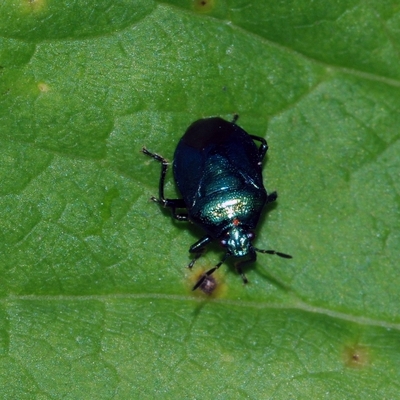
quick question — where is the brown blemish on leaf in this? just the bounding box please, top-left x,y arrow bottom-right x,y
342,344 -> 370,368
191,268 -> 226,298
199,274 -> 217,295
193,0 -> 215,13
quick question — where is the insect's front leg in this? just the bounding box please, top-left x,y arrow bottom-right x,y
234,251 -> 257,284
188,235 -> 213,268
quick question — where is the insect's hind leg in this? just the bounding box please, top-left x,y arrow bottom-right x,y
142,147 -> 188,221
250,134 -> 268,161
267,191 -> 277,203
230,115 -> 268,161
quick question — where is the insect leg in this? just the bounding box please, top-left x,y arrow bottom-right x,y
142,147 -> 188,221
234,251 -> 257,284
236,264 -> 248,284
249,134 -> 268,161
267,191 -> 277,203
188,235 -> 212,268
231,114 -> 267,161
192,253 -> 230,291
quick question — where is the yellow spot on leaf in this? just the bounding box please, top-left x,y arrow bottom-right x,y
221,353 -> 234,363
37,82 -> 50,92
22,0 -> 46,13
342,344 -> 370,368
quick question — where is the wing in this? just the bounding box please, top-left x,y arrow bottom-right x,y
173,118 -> 265,208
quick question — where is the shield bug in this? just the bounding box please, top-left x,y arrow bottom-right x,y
142,115 -> 291,290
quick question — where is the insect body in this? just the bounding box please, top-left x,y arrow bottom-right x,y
142,116 -> 291,290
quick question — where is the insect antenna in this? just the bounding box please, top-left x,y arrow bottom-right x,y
254,248 -> 292,259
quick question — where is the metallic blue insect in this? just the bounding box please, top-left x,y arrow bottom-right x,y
142,115 -> 291,290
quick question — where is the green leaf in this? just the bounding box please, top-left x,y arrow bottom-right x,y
1,0 -> 399,398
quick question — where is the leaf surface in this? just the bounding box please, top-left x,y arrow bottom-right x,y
1,1 -> 399,398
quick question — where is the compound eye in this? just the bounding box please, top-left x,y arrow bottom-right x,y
220,232 -> 230,247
